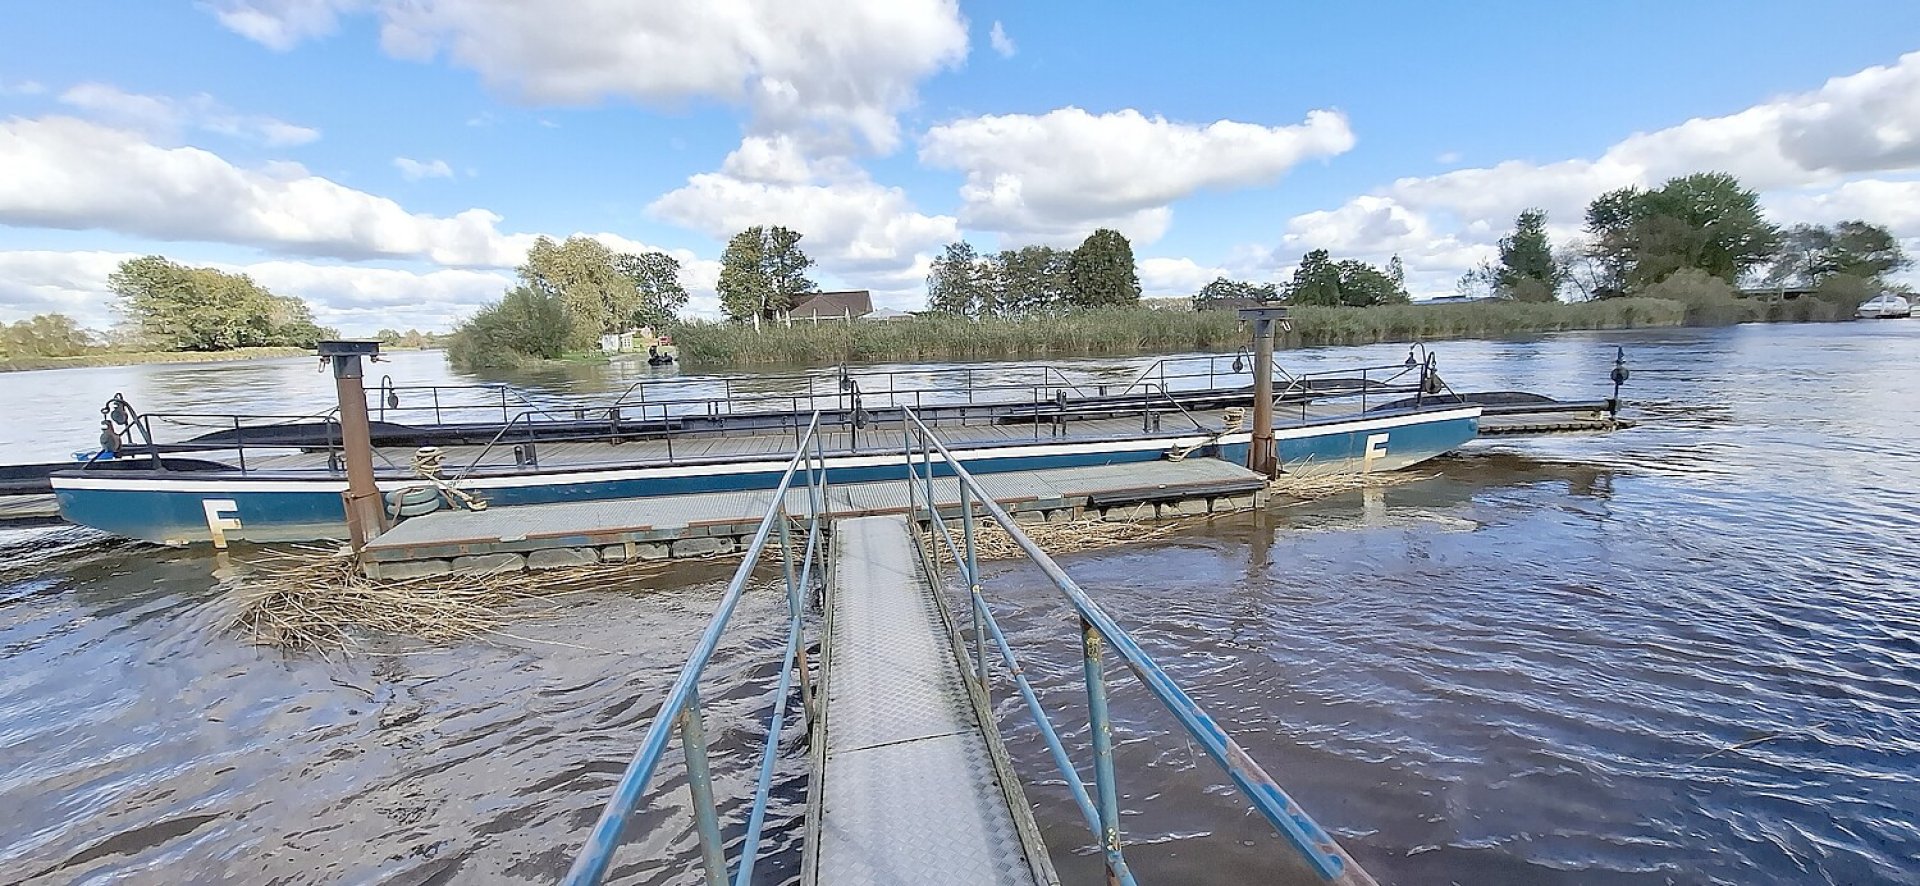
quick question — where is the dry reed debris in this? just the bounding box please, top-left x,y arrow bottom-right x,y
225,543 -> 704,652
1266,469 -> 1439,501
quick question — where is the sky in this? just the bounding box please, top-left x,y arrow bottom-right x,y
3,1 -> 1920,335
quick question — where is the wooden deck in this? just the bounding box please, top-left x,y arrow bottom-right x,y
240,412 -> 1262,475
358,459 -> 1268,578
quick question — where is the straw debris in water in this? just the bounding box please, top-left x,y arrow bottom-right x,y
1266,469 -> 1438,501
925,513 -> 1202,566
226,543 -> 695,652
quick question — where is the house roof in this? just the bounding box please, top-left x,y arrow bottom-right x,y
788,290 -> 873,319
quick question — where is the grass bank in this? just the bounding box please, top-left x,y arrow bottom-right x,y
0,346 -> 311,372
669,299 -> 1692,367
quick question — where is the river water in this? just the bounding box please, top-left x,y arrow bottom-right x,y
1,323 -> 1916,884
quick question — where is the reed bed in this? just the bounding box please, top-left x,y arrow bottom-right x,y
226,543 -> 719,652
667,299 -> 1690,367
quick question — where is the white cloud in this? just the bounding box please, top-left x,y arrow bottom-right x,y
719,134 -> 817,185
393,156 -> 454,181
0,115 -> 527,266
989,21 -> 1015,58
651,139 -> 958,282
0,250 -> 128,327
1,80 -> 47,96
57,83 -> 321,147
203,0 -> 365,51
920,107 -> 1355,245
1138,257 -> 1228,297
1767,178 -> 1920,233
1276,50 -> 1920,296
207,0 -> 969,154
650,170 -> 955,278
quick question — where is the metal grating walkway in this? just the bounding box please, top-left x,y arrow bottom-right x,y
806,515 -> 1052,886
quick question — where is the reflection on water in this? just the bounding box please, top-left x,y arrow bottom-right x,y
3,322 -> 1919,884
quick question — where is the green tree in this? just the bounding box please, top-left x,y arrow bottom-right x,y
1495,209 -> 1563,302
521,236 -> 642,347
1827,221 -> 1909,280
0,313 -> 95,358
718,226 -> 816,322
1455,261 -> 1498,300
445,285 -> 572,369
1584,172 -> 1782,293
1066,228 -> 1141,308
108,256 -> 336,351
1767,221 -> 1908,287
1284,249 -> 1343,306
1193,277 -> 1278,308
614,250 -> 689,328
1332,259 -> 1411,306
927,241 -> 991,316
1284,251 -> 1409,307
993,245 -> 1074,315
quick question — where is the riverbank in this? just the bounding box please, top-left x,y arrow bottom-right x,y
0,346 -> 311,372
667,299 -> 1692,366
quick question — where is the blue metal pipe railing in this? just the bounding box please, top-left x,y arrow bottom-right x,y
564,411 -> 828,886
901,406 -> 1373,884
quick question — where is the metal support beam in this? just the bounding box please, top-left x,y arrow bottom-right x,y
320,340 -> 388,551
1236,306 -> 1290,477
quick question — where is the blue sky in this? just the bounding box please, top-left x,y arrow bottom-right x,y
3,1 -> 1919,333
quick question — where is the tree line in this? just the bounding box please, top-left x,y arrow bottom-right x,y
1191,171 -> 1908,314
924,228 -> 1143,318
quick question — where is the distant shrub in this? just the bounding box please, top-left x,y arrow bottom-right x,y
446,286 -> 572,370
1637,270 -> 1762,326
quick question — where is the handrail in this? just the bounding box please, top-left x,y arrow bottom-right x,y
901,406 -> 1376,885
565,411 -> 829,885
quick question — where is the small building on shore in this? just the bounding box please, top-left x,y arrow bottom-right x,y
598,326 -> 662,353
785,290 -> 873,322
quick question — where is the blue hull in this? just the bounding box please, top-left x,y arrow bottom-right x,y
53,409 -> 1479,544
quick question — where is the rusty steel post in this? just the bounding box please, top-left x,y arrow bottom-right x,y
1237,306 -> 1289,477
321,341 -> 388,551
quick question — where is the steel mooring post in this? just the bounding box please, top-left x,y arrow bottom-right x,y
1235,306 -> 1290,477
319,340 -> 389,551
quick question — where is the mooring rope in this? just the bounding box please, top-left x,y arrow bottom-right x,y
388,446 -> 489,516
1165,406 -> 1245,462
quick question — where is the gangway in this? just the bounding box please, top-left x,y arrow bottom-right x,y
563,409 -> 1378,885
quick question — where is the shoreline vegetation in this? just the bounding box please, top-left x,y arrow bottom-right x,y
669,299 -> 1695,366
4,171 -> 1904,374
0,346 -> 313,373
437,170 -> 1903,371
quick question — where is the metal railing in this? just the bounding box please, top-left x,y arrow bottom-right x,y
85,399 -> 346,475
565,411 -> 829,886
900,406 -> 1375,885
